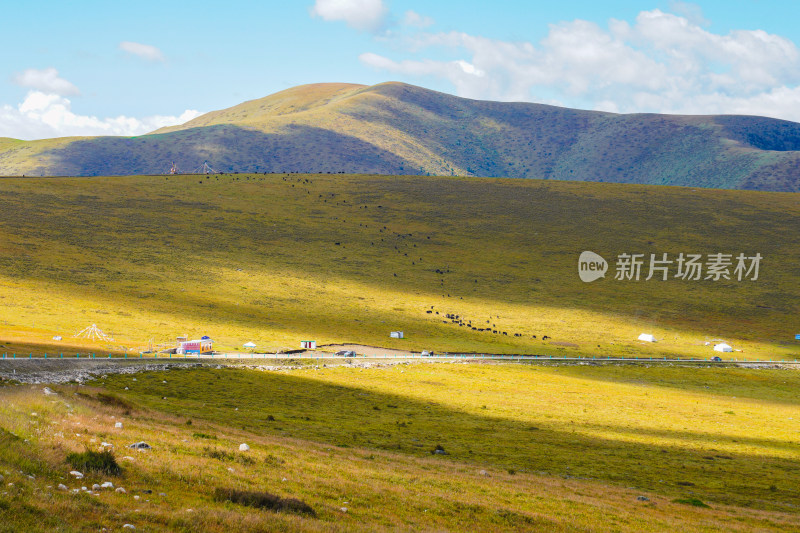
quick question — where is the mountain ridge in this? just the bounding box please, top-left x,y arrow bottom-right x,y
2,81 -> 800,191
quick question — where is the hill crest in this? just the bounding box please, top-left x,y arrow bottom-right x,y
2,82 -> 800,191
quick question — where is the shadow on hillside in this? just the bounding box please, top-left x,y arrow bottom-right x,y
103,367 -> 800,512
43,124 -> 416,176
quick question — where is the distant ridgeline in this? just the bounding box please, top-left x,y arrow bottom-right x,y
1,82 -> 800,191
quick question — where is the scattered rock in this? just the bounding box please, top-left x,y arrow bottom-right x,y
122,456 -> 134,461
637,496 -> 650,501
115,487 -> 126,493
92,484 -> 100,491
340,507 -> 348,513
128,442 -> 151,450
57,484 -> 68,491
133,495 -> 140,500
101,442 -> 113,448
101,482 -> 114,489
69,471 -> 83,479
239,443 -> 250,452
114,422 -> 123,429
43,387 -> 55,395
122,525 -> 135,530
478,470 -> 489,476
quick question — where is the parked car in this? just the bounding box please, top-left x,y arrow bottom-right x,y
335,350 -> 356,357
711,356 -> 722,362
421,350 -> 434,357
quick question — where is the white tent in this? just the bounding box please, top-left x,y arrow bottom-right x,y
714,343 -> 732,352
243,342 -> 256,349
637,333 -> 656,342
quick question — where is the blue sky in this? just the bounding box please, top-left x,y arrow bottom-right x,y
3,1 -> 800,139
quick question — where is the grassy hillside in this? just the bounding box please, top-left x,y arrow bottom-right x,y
0,173 -> 796,359
0,362 -> 798,531
2,82 -> 800,190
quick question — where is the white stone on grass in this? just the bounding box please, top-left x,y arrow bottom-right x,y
239,443 -> 250,452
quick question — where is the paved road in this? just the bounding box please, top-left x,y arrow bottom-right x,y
1,351 -> 796,365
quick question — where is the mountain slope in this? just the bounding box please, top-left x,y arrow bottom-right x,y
2,82 -> 800,191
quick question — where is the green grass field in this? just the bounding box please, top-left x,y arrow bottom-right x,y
0,173 -> 796,359
0,362 -> 798,531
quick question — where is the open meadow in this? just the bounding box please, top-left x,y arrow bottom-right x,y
0,173 -> 797,530
0,173 -> 796,359
0,361 -> 798,531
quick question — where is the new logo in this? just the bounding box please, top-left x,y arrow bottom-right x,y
578,251 -> 608,283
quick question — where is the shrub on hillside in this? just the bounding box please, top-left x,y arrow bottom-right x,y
213,488 -> 315,516
66,449 -> 121,476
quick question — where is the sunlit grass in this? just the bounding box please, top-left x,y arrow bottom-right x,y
0,173 -> 796,360
0,362 -> 798,531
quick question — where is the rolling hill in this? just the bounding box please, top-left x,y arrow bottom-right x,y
0,173 -> 796,359
2,82 -> 800,191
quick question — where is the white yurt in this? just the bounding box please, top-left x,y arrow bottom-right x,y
243,342 -> 257,349
637,333 -> 656,342
713,343 -> 732,352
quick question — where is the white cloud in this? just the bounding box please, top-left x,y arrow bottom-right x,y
403,10 -> 433,28
359,8 -> 800,121
311,0 -> 388,32
12,68 -> 80,96
0,91 -> 201,140
360,53 -> 492,99
119,41 -> 165,62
